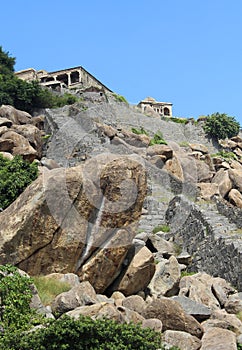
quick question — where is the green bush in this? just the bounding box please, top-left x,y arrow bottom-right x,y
112,93 -> 128,104
131,127 -> 149,136
149,131 -> 167,146
52,92 -> 78,108
2,315 -> 166,350
0,154 -> 38,209
0,265 -> 37,333
204,112 -> 240,140
211,150 -> 238,161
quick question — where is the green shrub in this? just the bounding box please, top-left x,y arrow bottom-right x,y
204,112 -> 240,140
2,315 -> 166,350
211,150 -> 238,161
149,131 -> 167,146
52,92 -> 78,108
0,155 -> 38,210
131,127 -> 149,136
0,264 -> 37,333
153,224 -> 170,234
112,93 -> 128,104
33,276 -> 71,306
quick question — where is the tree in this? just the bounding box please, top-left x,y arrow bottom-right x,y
0,46 -> 15,75
0,46 -> 78,113
204,112 -> 240,140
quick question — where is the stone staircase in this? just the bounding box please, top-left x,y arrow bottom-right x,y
138,182 -> 173,234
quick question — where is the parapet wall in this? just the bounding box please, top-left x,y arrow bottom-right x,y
166,195 -> 242,291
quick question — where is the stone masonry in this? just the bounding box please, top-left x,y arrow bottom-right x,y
15,66 -> 112,93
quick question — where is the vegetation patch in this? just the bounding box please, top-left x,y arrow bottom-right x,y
0,46 -> 79,113
0,264 -> 41,334
112,93 -> 128,104
179,141 -> 190,147
131,127 -> 149,135
181,270 -> 196,278
211,150 -> 238,161
149,131 -> 167,146
0,154 -> 38,210
153,224 -> 170,234
32,276 -> 71,306
203,112 -> 240,140
1,315 -> 175,350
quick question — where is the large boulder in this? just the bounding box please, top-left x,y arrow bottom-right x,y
1,130 -> 37,161
164,154 -> 184,181
0,105 -> 32,125
0,155 -> 147,292
229,168 -> 242,192
211,169 -> 233,198
147,144 -> 173,159
179,273 -> 228,310
114,246 -> 155,296
51,281 -> 97,316
163,330 -> 202,350
11,124 -> 43,158
142,298 -> 204,338
148,256 -> 180,297
200,327 -> 237,350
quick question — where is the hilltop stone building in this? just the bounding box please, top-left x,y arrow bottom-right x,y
15,66 -> 112,93
138,97 -> 172,117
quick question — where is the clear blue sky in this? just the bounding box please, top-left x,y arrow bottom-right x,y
1,0 -> 242,124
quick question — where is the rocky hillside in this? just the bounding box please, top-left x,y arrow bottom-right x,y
0,91 -> 242,349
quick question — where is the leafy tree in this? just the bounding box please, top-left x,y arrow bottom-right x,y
0,46 -> 15,75
204,112 -> 240,140
0,46 -> 78,113
0,154 -> 38,210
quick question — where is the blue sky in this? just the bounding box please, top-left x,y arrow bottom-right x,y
1,0 -> 242,124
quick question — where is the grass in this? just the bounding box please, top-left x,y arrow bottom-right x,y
152,224 -> 170,234
211,150 -> 238,161
131,127 -> 149,136
33,276 -> 72,306
237,311 -> 242,322
181,270 -> 196,278
179,141 -> 190,148
162,116 -> 188,124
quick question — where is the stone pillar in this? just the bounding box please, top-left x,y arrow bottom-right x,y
67,73 -> 71,87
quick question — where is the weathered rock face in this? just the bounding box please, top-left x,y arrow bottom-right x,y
0,156 -> 147,294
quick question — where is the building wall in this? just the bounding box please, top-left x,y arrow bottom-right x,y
15,66 -> 112,93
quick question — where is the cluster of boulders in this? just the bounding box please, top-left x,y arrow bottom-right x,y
0,103 -> 241,349
97,122 -> 242,208
0,105 -> 44,162
31,269 -> 242,350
